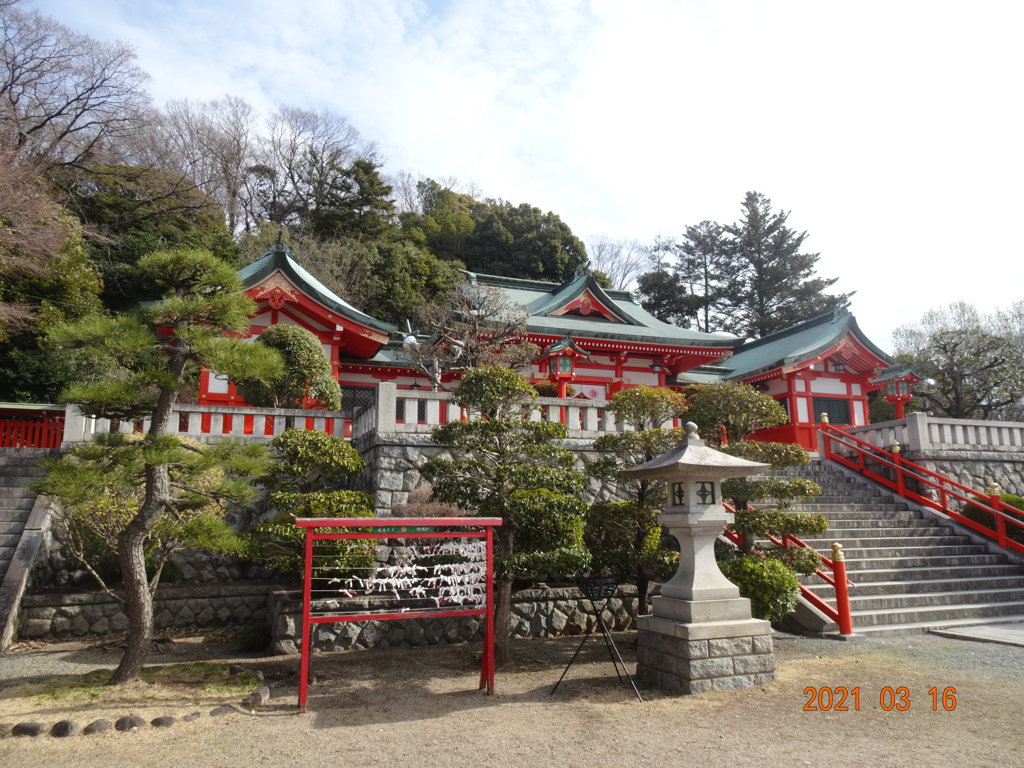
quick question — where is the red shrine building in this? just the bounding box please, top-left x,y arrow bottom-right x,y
200,240 -> 915,450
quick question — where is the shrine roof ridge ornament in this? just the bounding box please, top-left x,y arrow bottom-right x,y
621,422 -> 771,481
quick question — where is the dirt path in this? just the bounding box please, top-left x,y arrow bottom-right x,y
1,632 -> 1021,768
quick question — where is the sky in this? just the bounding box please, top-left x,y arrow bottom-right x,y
26,0 -> 1024,352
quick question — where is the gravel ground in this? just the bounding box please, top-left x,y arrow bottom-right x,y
1,630 -> 1022,768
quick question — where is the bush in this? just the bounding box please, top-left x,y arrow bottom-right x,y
962,492 -> 1024,545
718,555 -> 801,622
765,545 -> 822,576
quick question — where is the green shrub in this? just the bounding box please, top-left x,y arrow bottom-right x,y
962,493 -> 1024,545
718,555 -> 801,622
765,545 -> 822,576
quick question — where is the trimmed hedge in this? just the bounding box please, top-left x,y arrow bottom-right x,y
962,492 -> 1024,545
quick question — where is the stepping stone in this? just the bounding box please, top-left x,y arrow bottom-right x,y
12,722 -> 46,737
209,705 -> 235,717
83,719 -> 112,735
115,715 -> 146,732
50,720 -> 79,738
183,712 -> 202,723
150,716 -> 176,728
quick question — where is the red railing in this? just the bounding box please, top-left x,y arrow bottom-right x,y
722,504 -> 855,635
820,422 -> 1024,556
0,417 -> 64,449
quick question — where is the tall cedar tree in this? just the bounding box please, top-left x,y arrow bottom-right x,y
34,248 -> 283,683
421,366 -> 590,666
639,192 -> 850,338
726,192 -> 851,337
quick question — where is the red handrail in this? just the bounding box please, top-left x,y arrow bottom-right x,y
820,423 -> 1024,556
722,503 -> 855,635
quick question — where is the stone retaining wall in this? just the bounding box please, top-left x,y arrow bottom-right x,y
18,583 -> 273,639
18,582 -> 647,650
354,431 -> 624,515
269,585 -> 643,654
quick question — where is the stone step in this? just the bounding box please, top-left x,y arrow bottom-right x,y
0,474 -> 46,486
0,545 -> 15,576
0,520 -> 28,535
794,509 -> 924,521
824,519 -> 942,530
797,502 -> 911,512
816,587 -> 1024,612
0,486 -> 35,499
0,506 -> 31,522
0,532 -> 22,548
840,600 -> 1024,628
804,564 -> 1024,584
802,535 -> 974,550
835,544 -> 989,559
799,495 -> 903,505
845,553 -> 1010,570
805,575 -> 1024,597
851,618 -> 1024,637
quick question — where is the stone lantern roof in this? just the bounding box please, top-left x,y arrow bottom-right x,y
621,423 -> 770,481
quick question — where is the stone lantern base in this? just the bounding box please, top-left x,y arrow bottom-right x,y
636,612 -> 776,694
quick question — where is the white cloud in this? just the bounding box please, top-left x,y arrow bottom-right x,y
26,0 -> 1024,350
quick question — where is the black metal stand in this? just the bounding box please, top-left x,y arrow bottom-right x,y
551,578 -> 643,702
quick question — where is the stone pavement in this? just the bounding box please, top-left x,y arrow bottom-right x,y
931,621 -> 1024,647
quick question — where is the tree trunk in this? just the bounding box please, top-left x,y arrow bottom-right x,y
109,351 -> 185,684
109,464 -> 170,684
636,575 -> 650,617
493,577 -> 513,667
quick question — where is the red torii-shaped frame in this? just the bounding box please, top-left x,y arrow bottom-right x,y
295,517 -> 503,712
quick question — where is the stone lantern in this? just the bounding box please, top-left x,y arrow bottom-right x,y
621,422 -> 777,694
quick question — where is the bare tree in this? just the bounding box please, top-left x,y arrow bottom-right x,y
0,147 -> 67,334
402,283 -> 538,390
249,106 -> 368,229
585,234 -> 653,289
0,2 -> 151,167
158,95 -> 260,232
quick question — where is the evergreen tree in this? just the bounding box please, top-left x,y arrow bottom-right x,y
585,386 -> 687,609
639,192 -> 850,338
461,200 -> 587,282
726,192 -> 851,337
33,248 -> 283,684
421,366 -> 590,666
244,325 -> 342,410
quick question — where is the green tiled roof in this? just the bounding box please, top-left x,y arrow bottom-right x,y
239,241 -> 395,335
467,271 -> 736,349
718,311 -> 896,380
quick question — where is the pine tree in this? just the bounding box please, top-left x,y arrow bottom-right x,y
725,192 -> 851,338
34,248 -> 283,684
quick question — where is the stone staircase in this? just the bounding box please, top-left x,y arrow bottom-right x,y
0,450 -> 48,584
781,461 -> 1024,636
0,448 -> 52,650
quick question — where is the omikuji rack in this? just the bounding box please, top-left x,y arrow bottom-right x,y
296,517 -> 503,712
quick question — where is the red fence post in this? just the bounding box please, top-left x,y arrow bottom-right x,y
892,440 -> 905,496
990,483 -> 1008,547
831,543 -> 854,636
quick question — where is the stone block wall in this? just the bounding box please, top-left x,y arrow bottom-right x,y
19,583 -> 272,640
270,585 -> 643,655
355,431 -> 625,515
636,631 -> 776,694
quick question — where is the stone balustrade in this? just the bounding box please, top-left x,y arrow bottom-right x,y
61,403 -> 352,447
836,412 -> 1024,457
